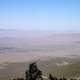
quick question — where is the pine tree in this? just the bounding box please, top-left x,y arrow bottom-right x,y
25,62 -> 43,80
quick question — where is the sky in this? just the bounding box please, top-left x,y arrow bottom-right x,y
0,0 -> 80,32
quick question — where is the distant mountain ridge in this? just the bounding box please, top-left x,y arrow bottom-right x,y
0,29 -> 16,31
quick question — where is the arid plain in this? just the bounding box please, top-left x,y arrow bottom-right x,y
0,30 -> 80,80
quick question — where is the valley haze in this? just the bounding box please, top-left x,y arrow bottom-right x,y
0,30 -> 80,63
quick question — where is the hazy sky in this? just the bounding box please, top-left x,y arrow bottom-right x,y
0,0 -> 80,32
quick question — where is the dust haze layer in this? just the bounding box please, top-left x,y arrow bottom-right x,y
0,30 -> 80,63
